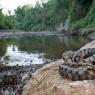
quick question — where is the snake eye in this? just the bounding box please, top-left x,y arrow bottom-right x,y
62,55 -> 69,61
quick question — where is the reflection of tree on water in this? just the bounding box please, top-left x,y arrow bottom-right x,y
17,36 -> 89,59
0,37 -> 20,57
0,39 -> 7,57
0,36 -> 89,63
12,45 -> 15,51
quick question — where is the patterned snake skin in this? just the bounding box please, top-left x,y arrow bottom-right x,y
59,48 -> 95,80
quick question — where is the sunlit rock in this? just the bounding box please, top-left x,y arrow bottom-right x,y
22,40 -> 95,95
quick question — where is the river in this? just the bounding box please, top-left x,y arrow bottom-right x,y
0,35 -> 90,66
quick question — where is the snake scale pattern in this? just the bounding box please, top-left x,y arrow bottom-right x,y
59,48 -> 95,80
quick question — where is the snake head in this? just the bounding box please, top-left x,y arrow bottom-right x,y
62,53 -> 69,61
62,51 -> 75,62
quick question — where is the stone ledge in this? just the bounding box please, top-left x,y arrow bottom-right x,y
22,40 -> 95,95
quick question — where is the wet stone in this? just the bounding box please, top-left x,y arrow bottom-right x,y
0,64 -> 44,95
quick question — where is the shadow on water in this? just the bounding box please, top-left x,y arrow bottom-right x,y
0,36 -> 90,66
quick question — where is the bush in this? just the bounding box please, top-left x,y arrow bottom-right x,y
31,24 -> 46,31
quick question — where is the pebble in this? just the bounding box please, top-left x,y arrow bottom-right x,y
0,64 -> 44,95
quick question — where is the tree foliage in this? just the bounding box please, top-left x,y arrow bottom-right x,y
0,9 -> 16,29
0,0 -> 95,32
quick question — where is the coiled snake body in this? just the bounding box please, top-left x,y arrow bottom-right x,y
59,48 -> 95,80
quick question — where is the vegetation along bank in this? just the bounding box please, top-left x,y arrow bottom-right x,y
0,0 -> 95,35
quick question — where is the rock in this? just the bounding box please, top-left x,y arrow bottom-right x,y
4,89 -> 11,95
22,40 -> 95,95
21,73 -> 31,84
0,64 -> 44,95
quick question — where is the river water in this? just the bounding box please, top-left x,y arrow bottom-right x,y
0,36 -> 90,66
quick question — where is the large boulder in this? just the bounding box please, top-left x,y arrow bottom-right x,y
22,40 -> 95,95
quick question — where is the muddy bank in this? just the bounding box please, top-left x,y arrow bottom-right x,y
0,64 -> 44,95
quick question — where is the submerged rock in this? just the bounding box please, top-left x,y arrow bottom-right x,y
23,40 -> 95,95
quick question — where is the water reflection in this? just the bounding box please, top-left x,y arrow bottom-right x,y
0,36 -> 90,66
3,45 -> 47,66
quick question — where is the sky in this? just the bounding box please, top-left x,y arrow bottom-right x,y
0,0 -> 41,14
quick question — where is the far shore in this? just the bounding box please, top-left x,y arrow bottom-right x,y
0,29 -> 94,39
0,30 -> 67,38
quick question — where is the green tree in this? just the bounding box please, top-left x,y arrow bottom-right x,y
14,0 -> 95,32
0,9 -> 16,29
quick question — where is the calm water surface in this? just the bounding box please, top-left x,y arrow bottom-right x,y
0,36 -> 90,66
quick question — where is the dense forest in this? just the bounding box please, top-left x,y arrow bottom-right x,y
0,0 -> 95,32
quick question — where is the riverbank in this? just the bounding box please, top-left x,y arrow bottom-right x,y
0,31 -> 65,39
0,30 -> 94,39
0,64 -> 44,94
